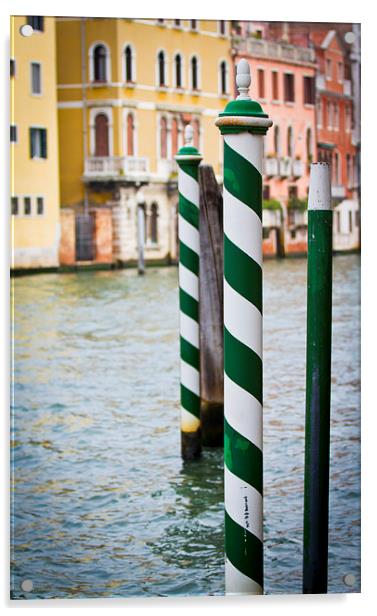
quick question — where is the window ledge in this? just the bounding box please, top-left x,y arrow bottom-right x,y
271,100 -> 281,105
189,89 -> 201,96
304,103 -> 315,108
156,85 -> 169,92
284,101 -> 295,106
124,81 -> 136,88
91,81 -> 110,88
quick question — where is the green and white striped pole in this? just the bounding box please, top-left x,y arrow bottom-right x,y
175,125 -> 203,460
215,59 -> 272,595
303,162 -> 333,593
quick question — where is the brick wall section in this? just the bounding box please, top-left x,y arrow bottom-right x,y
91,208 -> 113,264
59,208 -> 76,265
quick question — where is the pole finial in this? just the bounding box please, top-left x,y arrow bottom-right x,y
236,59 -> 251,100
184,124 -> 194,146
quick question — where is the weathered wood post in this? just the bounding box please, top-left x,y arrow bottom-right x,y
215,59 -> 272,595
199,165 -> 224,446
303,162 -> 333,594
175,125 -> 203,460
136,190 -> 145,275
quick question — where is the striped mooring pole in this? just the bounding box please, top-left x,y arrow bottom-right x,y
215,59 -> 272,594
303,162 -> 333,594
175,125 -> 203,460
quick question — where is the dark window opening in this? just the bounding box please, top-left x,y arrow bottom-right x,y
27,16 -> 44,31
303,76 -> 315,104
30,128 -> 47,159
10,125 -> 17,143
220,61 -> 227,94
272,71 -> 279,100
11,197 -> 19,215
284,73 -> 295,102
263,185 -> 270,200
24,197 -> 32,215
93,45 -> 107,82
10,58 -> 16,77
258,69 -> 265,99
175,55 -> 182,88
125,46 -> 133,82
37,197 -> 44,215
191,56 -> 198,90
158,51 -> 166,86
31,62 -> 41,94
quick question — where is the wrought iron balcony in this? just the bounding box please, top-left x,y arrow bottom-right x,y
234,37 -> 315,64
292,159 -> 304,178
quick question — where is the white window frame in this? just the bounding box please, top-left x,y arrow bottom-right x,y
88,41 -> 112,84
29,125 -> 47,160
189,54 -> 201,92
173,51 -> 185,89
30,61 -> 42,96
122,108 -> 138,157
218,58 -> 229,96
89,107 -> 113,156
122,43 -> 137,84
156,48 -> 169,88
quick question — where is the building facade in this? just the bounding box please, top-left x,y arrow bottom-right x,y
56,17 -> 232,266
233,31 -> 317,255
11,16 -> 61,269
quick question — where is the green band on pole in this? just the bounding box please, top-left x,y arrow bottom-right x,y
176,125 -> 203,460
215,58 -> 272,595
303,162 -> 333,594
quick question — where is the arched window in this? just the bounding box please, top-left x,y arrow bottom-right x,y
125,45 -> 133,82
287,126 -> 293,157
191,56 -> 198,90
127,113 -> 135,156
150,203 -> 159,244
220,61 -> 227,94
306,128 -> 312,160
171,118 -> 179,156
160,117 -> 168,159
190,20 -> 198,31
274,125 -> 280,156
95,113 -> 109,156
94,45 -> 107,82
175,54 -> 182,88
158,50 -> 166,86
192,119 -> 200,149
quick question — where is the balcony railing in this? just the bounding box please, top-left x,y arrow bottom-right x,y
157,159 -> 178,177
316,74 -> 326,91
235,37 -> 315,64
279,157 -> 292,178
332,184 -> 346,199
292,159 -> 304,178
84,156 -> 150,179
264,157 -> 279,177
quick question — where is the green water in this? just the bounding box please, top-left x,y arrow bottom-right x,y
11,255 -> 360,598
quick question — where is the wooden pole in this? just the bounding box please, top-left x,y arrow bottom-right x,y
303,162 -> 333,593
198,164 -> 224,446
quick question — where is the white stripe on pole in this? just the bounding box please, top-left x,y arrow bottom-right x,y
224,374 -> 263,450
178,263 -> 199,301
225,558 -> 263,596
224,279 -> 262,358
181,407 -> 200,432
178,168 -> 200,206
180,360 -> 200,396
224,133 -> 263,175
223,186 -> 263,267
308,162 -> 332,211
180,312 -> 199,348
224,466 -> 263,542
178,215 -> 200,254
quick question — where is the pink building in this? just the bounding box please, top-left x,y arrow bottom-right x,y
233,35 -> 317,256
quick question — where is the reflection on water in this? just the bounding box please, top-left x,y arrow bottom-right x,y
11,255 -> 360,598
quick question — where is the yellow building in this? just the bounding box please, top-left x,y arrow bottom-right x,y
11,16 -> 61,269
56,17 -> 232,264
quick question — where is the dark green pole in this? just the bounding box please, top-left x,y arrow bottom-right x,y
303,162 -> 333,594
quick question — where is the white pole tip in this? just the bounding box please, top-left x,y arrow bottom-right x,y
184,124 -> 194,145
308,163 -> 332,211
236,59 -> 251,100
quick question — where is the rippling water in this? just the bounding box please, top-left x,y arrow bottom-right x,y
11,255 -> 360,599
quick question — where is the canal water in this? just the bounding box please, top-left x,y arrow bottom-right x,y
11,255 -> 360,599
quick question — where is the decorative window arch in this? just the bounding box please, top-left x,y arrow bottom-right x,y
174,53 -> 183,88
94,113 -> 109,156
124,44 -> 136,83
287,126 -> 293,157
190,55 -> 200,91
89,107 -> 113,156
157,50 -> 168,87
89,42 -> 111,83
219,60 -> 228,95
160,116 -> 168,159
150,202 -> 159,244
